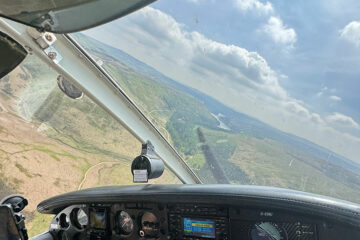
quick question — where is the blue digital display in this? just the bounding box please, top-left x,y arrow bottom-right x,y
183,218 -> 215,238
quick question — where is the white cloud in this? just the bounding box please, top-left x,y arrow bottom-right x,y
234,0 -> 274,15
279,74 -> 288,79
263,17 -> 297,46
189,32 -> 287,99
234,1 -> 297,49
284,101 -> 310,118
187,0 -> 216,3
92,7 -> 287,100
326,112 -> 359,129
310,113 -> 325,125
283,101 -> 325,124
316,86 -> 339,99
340,21 -> 360,47
329,95 -> 342,101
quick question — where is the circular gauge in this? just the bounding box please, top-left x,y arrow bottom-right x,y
250,222 -> 288,240
59,213 -> 70,229
71,208 -> 88,229
141,212 -> 160,237
76,209 -> 89,227
118,211 -> 134,235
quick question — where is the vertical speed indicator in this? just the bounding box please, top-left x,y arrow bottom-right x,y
250,222 -> 288,240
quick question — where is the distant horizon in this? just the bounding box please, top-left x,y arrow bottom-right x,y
76,32 -> 360,167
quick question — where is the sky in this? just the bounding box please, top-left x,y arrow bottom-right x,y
83,0 -> 360,163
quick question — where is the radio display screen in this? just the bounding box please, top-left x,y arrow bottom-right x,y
89,208 -> 106,229
183,218 -> 215,238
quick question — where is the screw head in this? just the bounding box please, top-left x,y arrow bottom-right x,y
48,52 -> 57,60
45,34 -> 53,41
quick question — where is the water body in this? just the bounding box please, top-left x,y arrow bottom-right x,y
211,113 -> 231,131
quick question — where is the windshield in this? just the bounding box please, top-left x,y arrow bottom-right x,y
2,0 -> 360,237
72,0 -> 360,203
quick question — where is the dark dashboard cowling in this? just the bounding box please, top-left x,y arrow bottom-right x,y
36,185 -> 360,240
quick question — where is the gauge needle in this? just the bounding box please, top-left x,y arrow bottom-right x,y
122,218 -> 130,227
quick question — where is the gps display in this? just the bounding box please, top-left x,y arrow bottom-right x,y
183,218 -> 215,238
89,209 -> 106,229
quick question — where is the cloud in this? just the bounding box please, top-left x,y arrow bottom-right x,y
310,113 -> 325,125
329,95 -> 342,101
262,17 -> 297,46
326,112 -> 359,129
279,74 -> 288,79
340,21 -> 360,47
316,86 -> 339,99
93,7 -> 287,100
234,0 -> 274,15
234,1 -> 296,49
189,32 -> 288,99
284,101 -> 310,118
283,101 -> 325,124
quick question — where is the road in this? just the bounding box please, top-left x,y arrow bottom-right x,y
77,161 -> 121,190
147,109 -> 172,141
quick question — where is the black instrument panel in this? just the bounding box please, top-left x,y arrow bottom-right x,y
51,202 -> 324,240
40,185 -> 360,240
229,208 -> 317,240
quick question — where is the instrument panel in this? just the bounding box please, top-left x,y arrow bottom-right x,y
50,203 -> 319,240
40,185 -> 360,240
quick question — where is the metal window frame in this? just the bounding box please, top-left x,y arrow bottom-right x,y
0,18 -> 201,184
